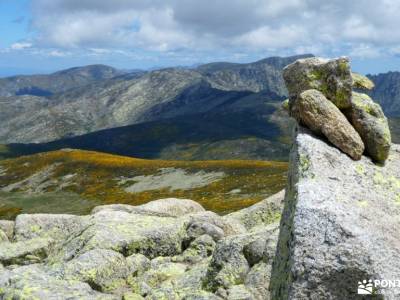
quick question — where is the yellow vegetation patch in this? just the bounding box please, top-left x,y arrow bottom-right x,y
0,149 -> 288,217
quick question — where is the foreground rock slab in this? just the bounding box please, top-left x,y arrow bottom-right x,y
271,126 -> 400,299
0,195 -> 284,299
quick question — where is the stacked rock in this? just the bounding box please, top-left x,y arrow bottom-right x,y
283,57 -> 391,163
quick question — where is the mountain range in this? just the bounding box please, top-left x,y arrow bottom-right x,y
0,54 -> 399,161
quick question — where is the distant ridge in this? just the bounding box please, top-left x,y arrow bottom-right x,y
0,64 -> 126,97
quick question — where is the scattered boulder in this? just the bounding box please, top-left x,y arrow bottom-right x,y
187,221 -> 225,242
352,72 -> 375,90
293,89 -> 364,160
137,198 -> 205,216
345,92 -> 391,162
283,57 -> 353,109
91,204 -> 140,214
91,197 -> 205,217
188,211 -> 247,236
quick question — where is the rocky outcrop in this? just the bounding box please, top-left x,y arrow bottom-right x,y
0,193 -> 283,299
270,126 -> 400,299
283,56 -> 391,163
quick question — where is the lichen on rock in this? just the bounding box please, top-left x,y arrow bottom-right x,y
351,72 -> 375,90
345,92 -> 391,163
293,89 -> 364,160
283,56 -> 391,163
0,193 -> 284,299
283,56 -> 353,109
270,126 -> 400,299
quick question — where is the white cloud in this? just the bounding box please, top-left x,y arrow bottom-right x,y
48,50 -> 69,57
234,25 -> 307,49
26,0 -> 400,59
349,44 -> 382,59
11,42 -> 32,50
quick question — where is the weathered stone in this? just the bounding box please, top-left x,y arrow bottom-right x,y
187,221 -> 225,242
91,204 -> 139,214
62,249 -> 130,292
0,237 -> 52,266
137,198 -> 205,216
130,261 -> 187,294
283,57 -> 353,109
0,220 -> 14,240
262,225 -> 280,264
0,197 -> 283,298
203,229 -> 271,292
0,229 -> 8,242
225,190 -> 284,231
245,262 -> 272,300
293,89 -> 364,160
204,238 -> 249,291
126,253 -> 151,276
151,259 -> 211,298
0,264 -> 117,299
14,213 -> 88,242
187,211 -> 247,236
226,285 -> 254,300
352,72 -> 375,90
180,291 -> 222,299
242,238 -> 266,267
58,210 -> 188,260
92,198 -> 205,217
175,234 -> 215,263
270,126 -> 400,299
345,92 -> 391,163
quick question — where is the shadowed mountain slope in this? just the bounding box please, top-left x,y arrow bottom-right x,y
0,55 -> 311,144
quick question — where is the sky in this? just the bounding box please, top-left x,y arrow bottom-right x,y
2,0 -> 400,76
